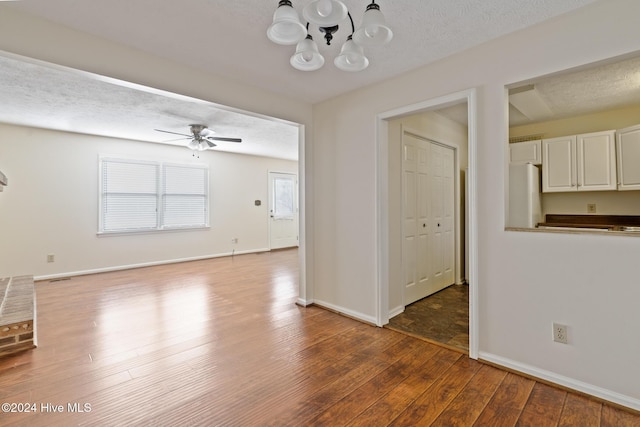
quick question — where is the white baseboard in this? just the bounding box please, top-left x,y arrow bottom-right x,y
389,305 -> 404,319
34,248 -> 271,281
479,351 -> 640,412
296,297 -> 313,307
312,299 -> 378,325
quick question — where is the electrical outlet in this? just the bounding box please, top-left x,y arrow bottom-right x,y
553,323 -> 568,344
47,254 -> 55,263
587,203 -> 596,213
231,238 -> 238,244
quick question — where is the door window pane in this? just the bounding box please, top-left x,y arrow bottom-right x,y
274,177 -> 294,217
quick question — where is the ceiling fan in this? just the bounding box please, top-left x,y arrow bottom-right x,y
155,124 -> 242,151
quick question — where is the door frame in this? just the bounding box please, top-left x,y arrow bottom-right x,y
375,88 -> 479,359
400,128 -> 460,307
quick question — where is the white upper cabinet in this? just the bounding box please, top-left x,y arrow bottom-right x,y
616,124 -> 640,190
542,135 -> 576,192
509,140 -> 542,165
576,130 -> 617,191
542,130 -> 616,193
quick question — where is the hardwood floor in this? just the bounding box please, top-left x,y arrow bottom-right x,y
0,249 -> 638,426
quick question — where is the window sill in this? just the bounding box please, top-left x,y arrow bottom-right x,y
97,226 -> 210,237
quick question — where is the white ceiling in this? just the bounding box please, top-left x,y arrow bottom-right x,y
0,0 -> 615,158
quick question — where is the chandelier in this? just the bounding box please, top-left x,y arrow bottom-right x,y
267,0 -> 392,72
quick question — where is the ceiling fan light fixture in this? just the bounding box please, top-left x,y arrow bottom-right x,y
334,36 -> 369,72
302,0 -> 348,27
156,125 -> 241,151
267,0 -> 307,45
353,1 -> 393,47
290,35 -> 325,71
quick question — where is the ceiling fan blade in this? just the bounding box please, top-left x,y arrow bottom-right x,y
155,129 -> 192,138
205,140 -> 216,148
162,137 -> 191,142
207,136 -> 242,143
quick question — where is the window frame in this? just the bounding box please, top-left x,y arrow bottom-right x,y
98,156 -> 210,235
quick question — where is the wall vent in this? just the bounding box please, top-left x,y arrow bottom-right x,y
509,134 -> 545,144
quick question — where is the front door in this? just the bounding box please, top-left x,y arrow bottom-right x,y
269,172 -> 298,250
402,132 -> 455,305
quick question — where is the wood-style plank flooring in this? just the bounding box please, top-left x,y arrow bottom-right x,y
0,249 -> 638,426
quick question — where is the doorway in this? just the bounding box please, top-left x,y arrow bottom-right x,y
375,89 -> 478,359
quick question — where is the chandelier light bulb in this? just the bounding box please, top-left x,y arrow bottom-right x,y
303,0 -> 347,27
290,36 -> 325,71
353,2 -> 393,47
267,0 -> 307,45
316,0 -> 333,18
365,26 -> 379,38
334,37 -> 369,72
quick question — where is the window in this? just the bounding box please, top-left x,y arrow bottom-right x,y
99,157 -> 209,234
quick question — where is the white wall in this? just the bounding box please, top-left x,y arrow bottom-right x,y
311,0 -> 640,409
0,123 -> 297,278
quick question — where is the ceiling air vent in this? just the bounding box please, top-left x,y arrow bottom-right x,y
509,134 -> 545,144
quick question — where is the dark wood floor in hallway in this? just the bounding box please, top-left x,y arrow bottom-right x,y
0,249 -> 637,426
387,284 -> 469,353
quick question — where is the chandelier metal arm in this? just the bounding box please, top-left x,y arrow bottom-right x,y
347,11 -> 354,35
316,11 -> 353,45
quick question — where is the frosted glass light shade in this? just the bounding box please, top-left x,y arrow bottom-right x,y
353,3 -> 393,47
302,0 -> 348,27
188,139 -> 199,150
334,38 -> 369,71
290,37 -> 325,71
267,1 -> 307,45
187,139 -> 209,151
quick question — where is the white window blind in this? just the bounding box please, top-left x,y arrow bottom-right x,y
163,164 -> 208,228
99,157 -> 209,234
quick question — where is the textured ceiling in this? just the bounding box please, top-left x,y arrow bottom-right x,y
0,0 -> 613,158
530,55 -> 640,120
4,0 -> 599,104
0,53 -> 300,160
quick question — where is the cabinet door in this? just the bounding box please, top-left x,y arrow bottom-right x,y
510,140 -> 541,165
542,136 -> 576,192
616,125 -> 640,190
576,130 -> 616,191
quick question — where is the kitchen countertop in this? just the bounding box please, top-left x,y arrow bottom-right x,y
539,214 -> 640,230
507,214 -> 640,235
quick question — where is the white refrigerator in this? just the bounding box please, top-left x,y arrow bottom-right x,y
508,163 -> 542,228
